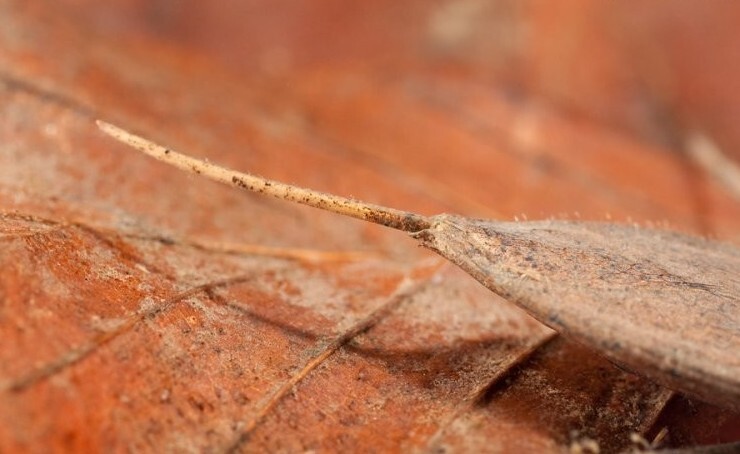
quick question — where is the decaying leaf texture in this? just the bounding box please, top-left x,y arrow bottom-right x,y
4,2 -> 740,450
100,122 -> 740,412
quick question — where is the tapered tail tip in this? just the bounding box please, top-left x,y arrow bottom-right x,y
96,120 -> 121,138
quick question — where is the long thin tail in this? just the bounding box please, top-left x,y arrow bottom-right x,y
96,121 -> 432,232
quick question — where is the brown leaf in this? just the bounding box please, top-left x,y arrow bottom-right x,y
2,2 -> 740,452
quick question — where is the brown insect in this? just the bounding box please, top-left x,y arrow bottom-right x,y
97,120 -> 740,412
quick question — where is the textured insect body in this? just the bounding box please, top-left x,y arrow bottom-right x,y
416,215 -> 740,409
98,121 -> 740,411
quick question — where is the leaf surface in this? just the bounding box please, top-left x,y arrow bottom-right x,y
0,2 -> 739,452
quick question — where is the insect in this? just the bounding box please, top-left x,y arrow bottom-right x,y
97,120 -> 740,411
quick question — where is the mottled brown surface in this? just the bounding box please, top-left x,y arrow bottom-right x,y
416,216 -> 740,410
0,1 -> 739,453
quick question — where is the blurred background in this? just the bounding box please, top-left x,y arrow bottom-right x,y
56,0 -> 740,162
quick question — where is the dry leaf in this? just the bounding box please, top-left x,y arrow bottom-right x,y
2,2 -> 740,452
